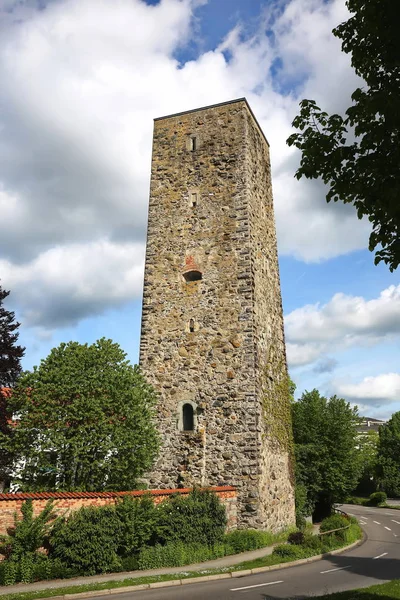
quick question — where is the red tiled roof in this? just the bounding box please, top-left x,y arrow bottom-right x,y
0,486 -> 236,502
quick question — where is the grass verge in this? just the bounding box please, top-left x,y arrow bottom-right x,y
309,579 -> 400,600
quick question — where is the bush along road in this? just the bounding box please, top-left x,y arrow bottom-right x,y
64,503 -> 398,600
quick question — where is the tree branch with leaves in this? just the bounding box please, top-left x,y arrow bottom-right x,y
287,0 -> 400,271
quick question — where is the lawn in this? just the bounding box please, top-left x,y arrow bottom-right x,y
310,580 -> 400,600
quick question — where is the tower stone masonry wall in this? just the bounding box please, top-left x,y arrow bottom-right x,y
139,98 -> 295,530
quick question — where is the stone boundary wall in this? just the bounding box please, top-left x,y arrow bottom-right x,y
0,486 -> 237,536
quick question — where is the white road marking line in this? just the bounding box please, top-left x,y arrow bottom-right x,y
230,580 -> 283,592
385,526 -> 392,531
360,521 -> 367,525
392,520 -> 400,525
320,566 -> 351,574
373,552 -> 388,560
373,521 -> 381,525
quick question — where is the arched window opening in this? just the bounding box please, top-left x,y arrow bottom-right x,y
182,403 -> 194,431
190,192 -> 198,207
183,270 -> 202,282
189,318 -> 195,333
183,256 -> 202,282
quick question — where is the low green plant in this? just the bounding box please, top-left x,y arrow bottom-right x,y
272,544 -> 311,560
369,491 -> 387,506
0,555 -> 82,586
319,514 -> 349,533
223,529 -> 281,554
138,542 -> 225,570
345,496 -> 367,505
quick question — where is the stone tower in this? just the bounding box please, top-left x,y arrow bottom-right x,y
139,98 -> 295,530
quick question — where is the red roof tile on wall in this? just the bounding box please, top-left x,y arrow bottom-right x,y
0,486 -> 236,502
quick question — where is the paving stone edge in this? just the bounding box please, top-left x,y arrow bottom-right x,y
20,536 -> 365,600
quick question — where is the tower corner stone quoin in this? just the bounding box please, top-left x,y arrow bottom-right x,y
139,98 -> 295,530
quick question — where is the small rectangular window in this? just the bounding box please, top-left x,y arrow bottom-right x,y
190,192 -> 198,207
190,136 -> 197,151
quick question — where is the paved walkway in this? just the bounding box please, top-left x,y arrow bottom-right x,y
0,545 -> 277,595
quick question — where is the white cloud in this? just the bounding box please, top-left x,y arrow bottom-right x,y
0,0 -> 373,329
286,285 -> 400,367
334,373 -> 400,407
0,240 -> 145,328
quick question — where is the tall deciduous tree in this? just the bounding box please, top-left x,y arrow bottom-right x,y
0,284 -> 25,491
0,284 -> 25,388
292,389 -> 360,519
376,412 -> 400,497
6,338 -> 159,492
287,0 -> 400,272
354,429 -> 379,495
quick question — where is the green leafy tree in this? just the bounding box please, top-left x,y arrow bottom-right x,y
0,283 -> 25,388
376,412 -> 400,497
0,284 -> 25,489
292,389 -> 360,520
287,0 -> 400,271
354,430 -> 379,495
0,389 -> 14,492
6,338 -> 159,491
0,282 -> 26,490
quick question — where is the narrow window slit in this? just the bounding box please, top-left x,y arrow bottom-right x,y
182,403 -> 194,431
189,319 -> 195,333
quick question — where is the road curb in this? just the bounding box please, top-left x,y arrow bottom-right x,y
23,535 -> 365,600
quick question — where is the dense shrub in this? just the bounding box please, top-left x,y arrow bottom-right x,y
115,495 -> 158,557
288,531 -> 305,545
0,500 -> 56,562
120,555 -> 139,572
155,489 -> 226,547
369,491 -> 387,506
49,506 -> 122,575
0,500 -> 59,584
319,514 -> 349,533
138,542 -> 225,570
303,533 -> 323,552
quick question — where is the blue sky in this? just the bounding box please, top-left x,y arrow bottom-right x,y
0,0 -> 399,419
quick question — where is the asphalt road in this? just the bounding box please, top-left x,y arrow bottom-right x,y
98,504 -> 400,600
